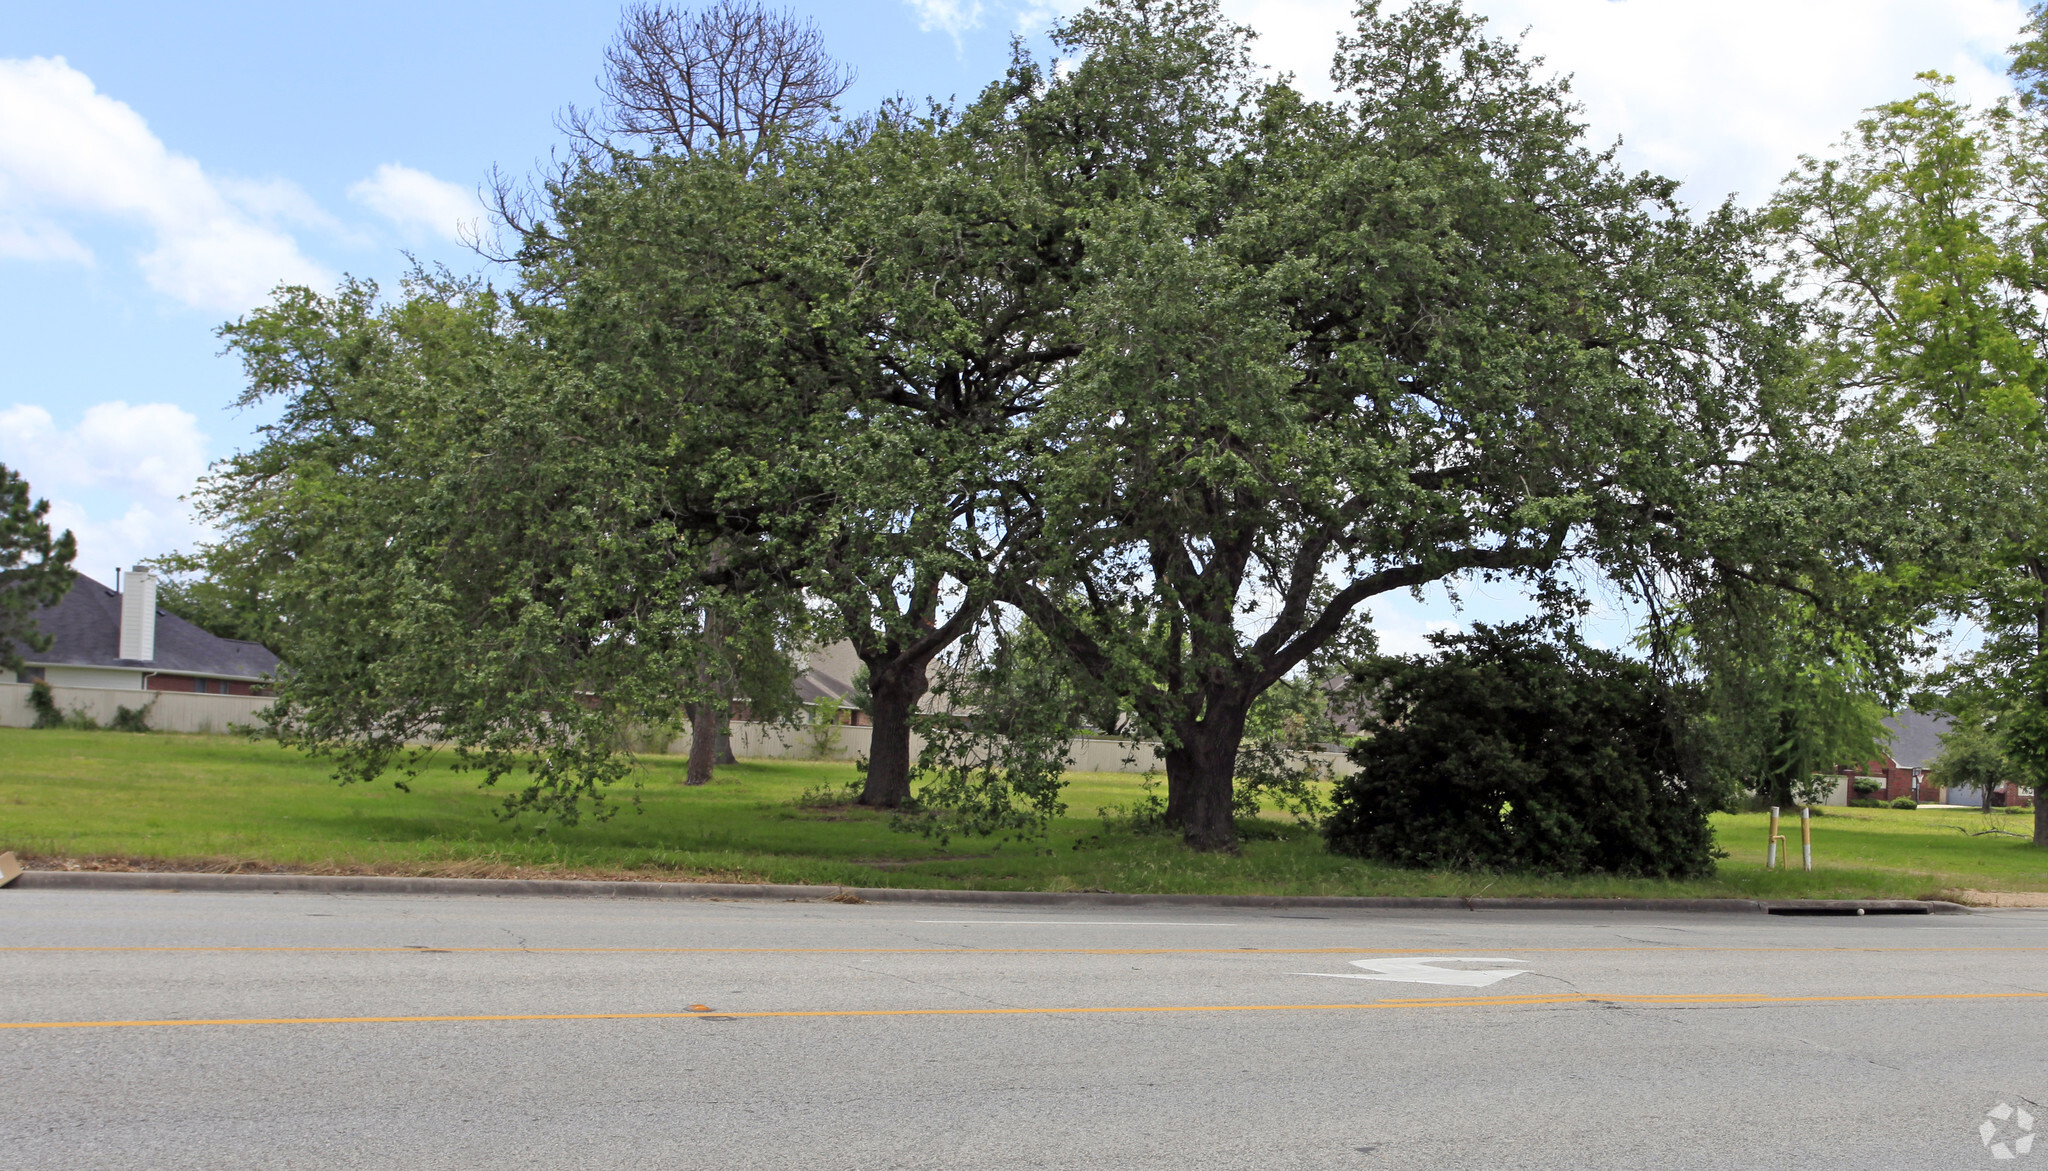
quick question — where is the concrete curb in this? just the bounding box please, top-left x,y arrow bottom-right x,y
7,869 -> 1971,914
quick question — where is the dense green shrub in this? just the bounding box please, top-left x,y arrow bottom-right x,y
27,679 -> 152,731
27,679 -> 63,728
1851,777 -> 1883,795
1888,796 -> 1918,810
1849,798 -> 1883,808
1324,624 -> 1718,878
26,680 -> 102,730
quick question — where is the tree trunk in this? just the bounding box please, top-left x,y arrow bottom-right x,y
2035,596 -> 2047,847
2034,593 -> 2046,847
714,723 -> 737,766
1162,693 -> 1253,853
685,591 -> 732,785
859,666 -> 925,809
685,701 -> 718,786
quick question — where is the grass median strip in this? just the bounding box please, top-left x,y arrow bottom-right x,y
5,728 -> 2045,901
10,990 -> 2048,1031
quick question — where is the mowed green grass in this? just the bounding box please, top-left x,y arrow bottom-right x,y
2,728 -> 2044,900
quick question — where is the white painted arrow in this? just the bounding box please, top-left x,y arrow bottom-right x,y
1294,956 -> 1530,988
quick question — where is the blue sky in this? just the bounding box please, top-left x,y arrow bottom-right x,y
0,0 -> 2029,652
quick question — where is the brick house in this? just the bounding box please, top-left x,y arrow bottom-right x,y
1838,710 -> 2032,808
13,570 -> 278,695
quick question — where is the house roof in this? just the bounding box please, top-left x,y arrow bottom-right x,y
27,574 -> 281,681
1881,710 -> 1950,771
796,667 -> 856,707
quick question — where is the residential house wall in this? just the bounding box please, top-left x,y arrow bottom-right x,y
1841,759 -> 2033,808
33,665 -> 146,690
1827,711 -> 2040,806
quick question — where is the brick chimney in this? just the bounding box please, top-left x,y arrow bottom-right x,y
119,567 -> 158,662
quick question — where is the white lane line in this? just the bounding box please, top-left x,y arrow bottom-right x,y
914,920 -> 1234,927
1294,957 -> 1531,988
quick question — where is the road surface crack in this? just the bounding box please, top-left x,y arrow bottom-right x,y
835,962 -> 1015,1008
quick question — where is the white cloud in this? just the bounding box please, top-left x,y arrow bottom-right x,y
1014,1 -> 1080,35
218,176 -> 343,232
0,401 -> 210,500
0,400 -> 213,575
1368,608 -> 1464,658
0,214 -> 91,264
907,0 -> 988,38
348,163 -> 482,242
0,56 -> 330,311
1468,0 -> 2027,205
995,0 -> 2033,208
1236,0 -> 2029,206
40,497 -> 210,585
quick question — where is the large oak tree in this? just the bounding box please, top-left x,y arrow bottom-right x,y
999,0 -> 1812,850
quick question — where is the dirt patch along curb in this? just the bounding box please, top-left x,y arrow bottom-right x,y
1948,889 -> 2048,909
5,868 -> 1970,914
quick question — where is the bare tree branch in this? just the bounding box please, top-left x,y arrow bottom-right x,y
595,0 -> 854,166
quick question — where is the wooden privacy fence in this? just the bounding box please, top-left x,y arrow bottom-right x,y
675,721 -> 1356,777
1,682 -> 272,735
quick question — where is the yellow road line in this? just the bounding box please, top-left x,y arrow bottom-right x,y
7,945 -> 2048,955
8,990 -> 2048,1031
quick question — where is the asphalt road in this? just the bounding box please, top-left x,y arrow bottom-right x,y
5,889 -> 2047,1169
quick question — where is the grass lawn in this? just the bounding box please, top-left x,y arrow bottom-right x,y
3,727 -> 2044,901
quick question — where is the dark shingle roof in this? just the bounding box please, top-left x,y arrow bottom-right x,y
1881,710 -> 1950,771
27,575 -> 280,681
796,667 -> 855,707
